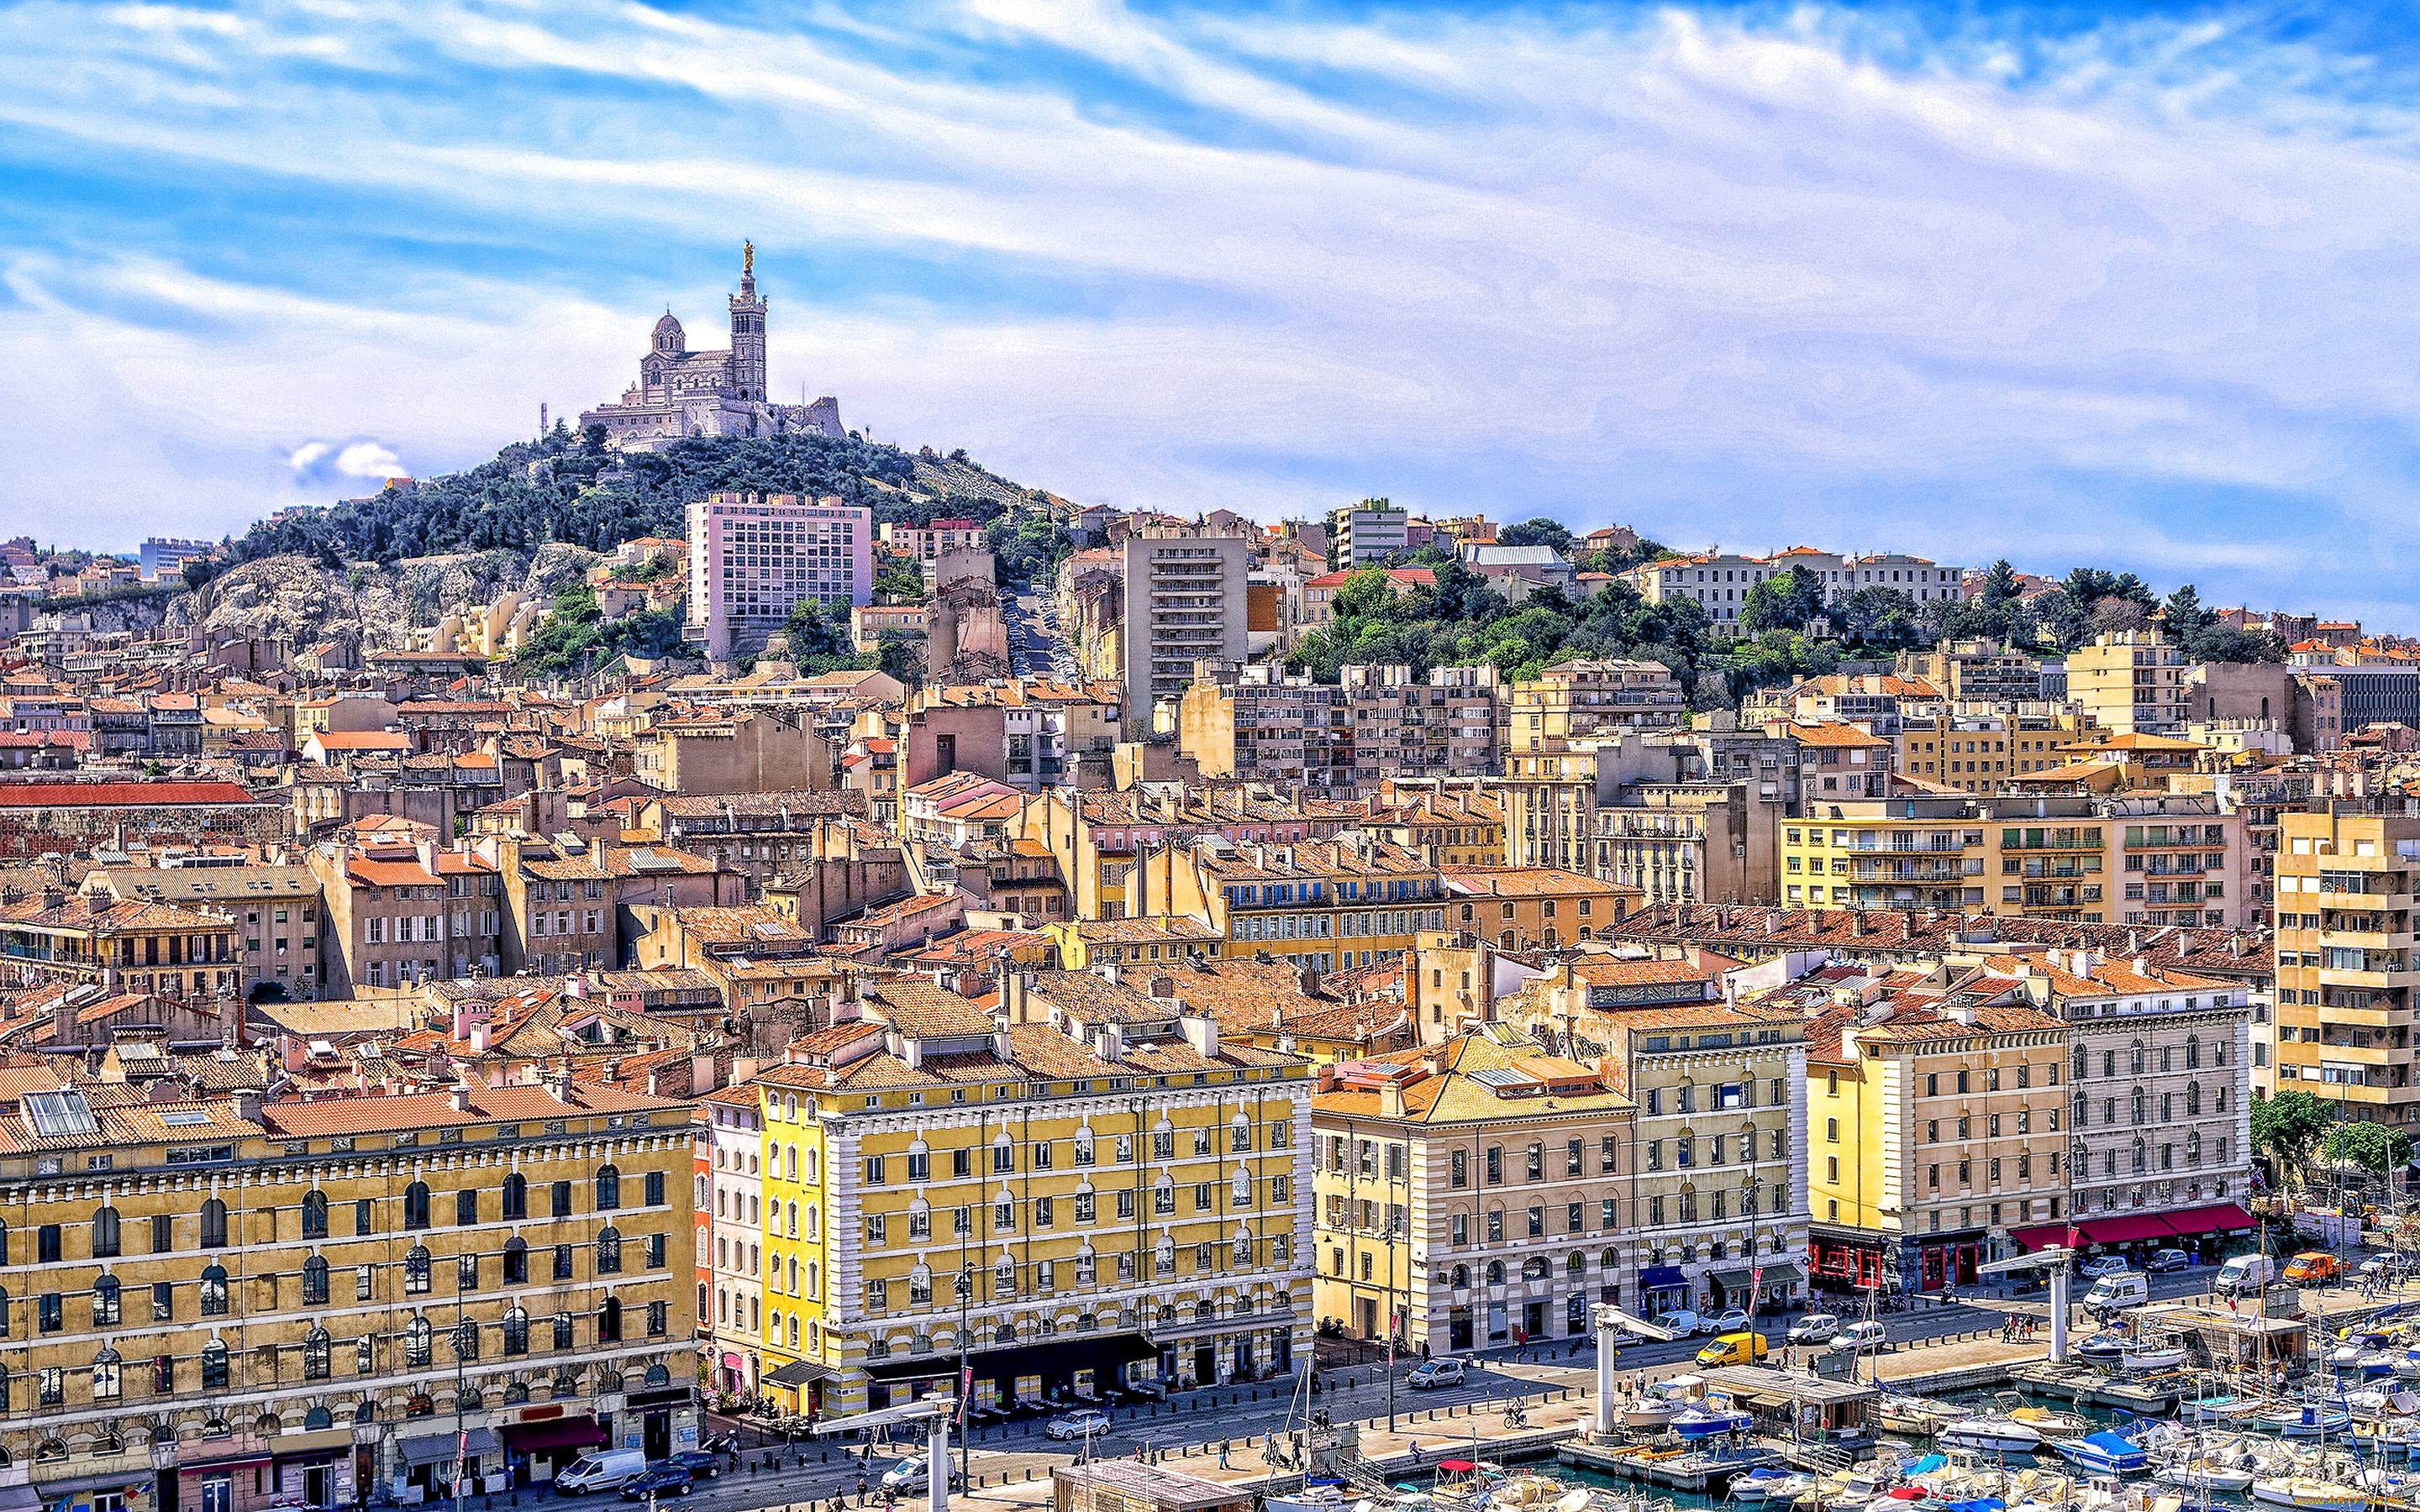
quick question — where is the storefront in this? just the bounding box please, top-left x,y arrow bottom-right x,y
390,1429 -> 501,1502
267,1429 -> 356,1509
1916,1237 -> 1981,1291
870,1335 -> 1159,1415
1709,1263 -> 1803,1314
498,1415 -> 607,1487
761,1359 -> 833,1419
2011,1205 -> 2260,1264
175,1447 -> 275,1512
34,1462 -> 154,1512
623,1383 -> 692,1462
1146,1317 -> 1292,1389
1807,1229 -> 1890,1294
1639,1265 -> 1689,1318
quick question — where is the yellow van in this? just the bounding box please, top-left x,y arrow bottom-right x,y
1696,1331 -> 1770,1368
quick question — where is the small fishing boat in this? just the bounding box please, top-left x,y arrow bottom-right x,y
2005,1402 -> 2091,1441
1670,1405 -> 1754,1440
2246,1478 -> 2366,1512
2254,1403 -> 2353,1439
1265,1480 -> 1351,1512
2049,1433 -> 2149,1476
1730,1469 -> 1815,1504
2179,1391 -> 2260,1425
2075,1334 -> 2132,1368
2154,1462 -> 2256,1494
2121,1341 -> 2190,1373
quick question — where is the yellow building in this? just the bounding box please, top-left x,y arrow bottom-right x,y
744,974 -> 1313,1418
0,1075 -> 695,1512
1039,917 -> 1227,970
2270,810 -> 2420,1120
1439,867 -> 1639,951
1787,960 -> 2068,1295
1139,836 -> 1444,979
1310,1033 -> 1638,1353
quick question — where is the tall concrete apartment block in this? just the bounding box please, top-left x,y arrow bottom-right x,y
1123,534 -> 1250,727
2070,628 -> 2193,736
139,537 -> 213,581
1327,502 -> 1408,569
687,491 -> 874,662
2268,807 -> 2420,1121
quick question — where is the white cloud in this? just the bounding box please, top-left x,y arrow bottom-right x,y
2,3 -> 2420,617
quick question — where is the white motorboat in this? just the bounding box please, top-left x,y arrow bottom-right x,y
2122,1342 -> 2190,1373
2154,1463 -> 2256,1494
1729,1470 -> 1816,1504
1939,1416 -> 2045,1454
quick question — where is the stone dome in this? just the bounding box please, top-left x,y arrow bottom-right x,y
651,311 -> 686,351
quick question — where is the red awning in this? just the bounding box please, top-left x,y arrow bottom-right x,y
2008,1224 -> 2074,1252
2160,1203 -> 2258,1235
500,1419 -> 607,1455
1438,1462 -> 1478,1473
2081,1214 -> 2177,1243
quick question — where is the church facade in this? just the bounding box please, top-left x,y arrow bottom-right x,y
580,245 -> 844,451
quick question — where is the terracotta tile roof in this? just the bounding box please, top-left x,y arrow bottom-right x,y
0,782 -> 256,809
260,1082 -> 687,1137
1439,867 -> 1640,898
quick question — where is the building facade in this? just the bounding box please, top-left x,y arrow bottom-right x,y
685,493 -> 875,662
1123,537 -> 1251,727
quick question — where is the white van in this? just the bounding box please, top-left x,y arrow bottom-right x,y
2216,1254 -> 2278,1296
2085,1272 -> 2149,1312
555,1448 -> 647,1494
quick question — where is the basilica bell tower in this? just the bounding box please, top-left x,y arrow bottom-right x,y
728,239 -> 768,402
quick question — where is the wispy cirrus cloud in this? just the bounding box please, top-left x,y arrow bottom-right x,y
4,3 -> 2420,622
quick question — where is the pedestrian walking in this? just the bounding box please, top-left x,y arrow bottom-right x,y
1218,1444 -> 1231,1471
855,1476 -> 867,1507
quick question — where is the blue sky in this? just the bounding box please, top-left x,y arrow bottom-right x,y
7,2 -> 2420,626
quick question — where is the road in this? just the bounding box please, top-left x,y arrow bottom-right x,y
570,1258 -> 2412,1512
999,585 -> 1074,681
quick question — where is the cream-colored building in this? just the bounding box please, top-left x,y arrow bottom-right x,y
2070,628 -> 2195,737
2268,810 -> 2420,1123
1497,959 -> 1808,1320
1310,1032 -> 1637,1353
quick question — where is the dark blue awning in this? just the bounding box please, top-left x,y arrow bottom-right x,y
1640,1266 -> 1686,1289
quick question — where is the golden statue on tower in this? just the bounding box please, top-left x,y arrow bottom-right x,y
743,239 -> 755,277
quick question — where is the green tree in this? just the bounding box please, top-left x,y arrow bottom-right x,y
2164,583 -> 2210,642
1498,517 -> 1578,554
1740,565 -> 1824,636
780,597 -> 870,676
2323,1120 -> 2414,1177
2186,623 -> 2287,664
2252,1089 -> 2338,1189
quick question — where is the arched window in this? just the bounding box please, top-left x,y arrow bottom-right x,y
2072,1047 -> 2087,1081
596,1166 -> 622,1211
2073,1091 -> 2088,1127
404,1316 -> 432,1368
199,1264 -> 229,1316
1486,1260 -> 1506,1284
304,1406 -> 332,1431
1521,1256 -> 1549,1280
2186,1082 -> 2202,1116
502,1174 -> 527,1221
503,1238 -> 528,1285
201,1341 -> 229,1388
995,1325 -> 1015,1345
301,1191 -> 328,1239
92,1349 -> 119,1400
302,1256 -> 329,1305
502,1308 -> 529,1355
92,1206 -> 119,1257
92,1274 -> 119,1327
2132,1137 -> 2147,1173
404,1246 -> 430,1294
2188,1130 -> 2203,1165
402,1183 -> 429,1231
452,1319 -> 478,1362
302,1328 -> 330,1380
1600,1247 -> 1619,1272
1450,1265 -> 1470,1288
2131,1088 -> 2146,1125
199,1199 -> 228,1249
598,1295 -> 623,1343
2129,1042 -> 2144,1076
596,1227 -> 622,1274
1566,1251 -> 1586,1275
2186,1035 -> 2202,1070
552,1312 -> 573,1350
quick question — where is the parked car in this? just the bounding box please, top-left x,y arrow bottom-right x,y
666,1452 -> 721,1480
1830,1320 -> 1891,1353
1652,1310 -> 1704,1336
1704,1309 -> 1751,1336
2079,1255 -> 2131,1278
2286,1251 -> 2344,1285
617,1467 -> 693,1501
1407,1358 -> 1466,1390
1786,1313 -> 1842,1345
877,1457 -> 962,1494
2362,1252 -> 2419,1281
1697,1331 -> 1770,1368
2216,1254 -> 2279,1295
1046,1410 -> 1112,1441
2146,1248 -> 2191,1273
556,1450 -> 650,1495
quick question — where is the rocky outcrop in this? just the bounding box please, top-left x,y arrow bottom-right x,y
185,546 -> 602,652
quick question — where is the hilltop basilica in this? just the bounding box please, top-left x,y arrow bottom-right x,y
579,244 -> 844,451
